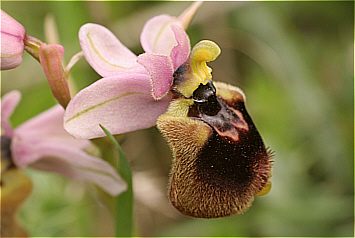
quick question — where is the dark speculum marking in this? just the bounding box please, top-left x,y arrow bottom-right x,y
188,83 -> 248,142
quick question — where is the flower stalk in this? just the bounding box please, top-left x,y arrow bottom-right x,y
24,34 -> 44,63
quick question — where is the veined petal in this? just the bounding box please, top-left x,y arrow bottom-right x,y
170,25 -> 190,70
11,138 -> 127,196
1,10 -> 26,70
79,23 -> 138,77
64,72 -> 171,139
16,105 -> 90,150
140,14 -> 183,55
137,53 -> 174,100
39,43 -> 71,108
1,90 -> 21,138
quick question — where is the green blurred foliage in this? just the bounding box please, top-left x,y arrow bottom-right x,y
1,1 -> 353,237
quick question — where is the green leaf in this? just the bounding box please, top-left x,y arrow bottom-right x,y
100,125 -> 133,237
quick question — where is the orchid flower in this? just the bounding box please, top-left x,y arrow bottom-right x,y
64,2 -> 202,139
1,90 -> 127,196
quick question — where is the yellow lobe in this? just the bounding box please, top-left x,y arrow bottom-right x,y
193,48 -> 213,62
175,40 -> 221,98
191,40 -> 220,62
255,181 -> 272,196
190,40 -> 221,84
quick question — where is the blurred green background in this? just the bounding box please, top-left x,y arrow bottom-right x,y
1,1 -> 354,237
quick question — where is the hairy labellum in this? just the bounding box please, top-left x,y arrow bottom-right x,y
157,81 -> 273,218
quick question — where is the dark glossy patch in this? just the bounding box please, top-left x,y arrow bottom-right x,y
192,82 -> 216,103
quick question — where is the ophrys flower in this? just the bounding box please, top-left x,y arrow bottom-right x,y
1,90 -> 127,196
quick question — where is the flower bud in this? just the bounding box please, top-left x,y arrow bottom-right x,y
0,10 -> 26,70
39,43 -> 71,108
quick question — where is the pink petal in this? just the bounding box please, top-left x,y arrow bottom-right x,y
1,10 -> 26,70
11,104 -> 125,196
1,10 -> 26,39
16,105 -> 90,150
11,136 -> 127,196
140,14 -> 183,55
178,1 -> 203,30
79,23 -> 139,77
137,53 -> 174,100
169,25 -> 191,70
64,71 -> 171,139
1,90 -> 21,138
1,34 -> 25,70
39,43 -> 71,108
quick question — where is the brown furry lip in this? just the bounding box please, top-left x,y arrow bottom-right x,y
158,81 -> 273,218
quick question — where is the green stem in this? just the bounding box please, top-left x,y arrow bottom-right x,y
99,125 -> 133,237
